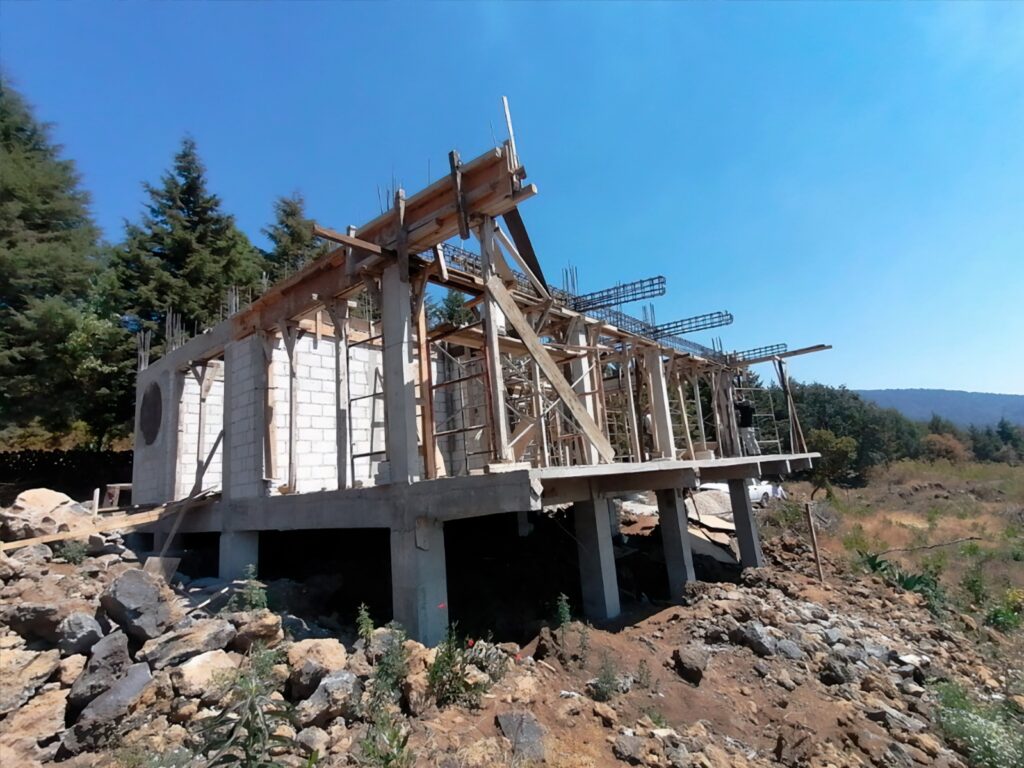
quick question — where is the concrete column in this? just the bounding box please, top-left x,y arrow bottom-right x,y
574,497 -> 620,621
728,478 -> 765,568
644,349 -> 675,459
390,516 -> 448,646
223,335 -> 268,501
219,531 -> 260,581
656,488 -> 696,597
381,264 -> 420,484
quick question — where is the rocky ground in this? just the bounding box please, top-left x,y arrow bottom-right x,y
1,486 -> 1022,767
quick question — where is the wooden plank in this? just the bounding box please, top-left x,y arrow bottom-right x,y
485,276 -> 615,462
416,284 -> 437,480
0,493 -> 218,552
480,218 -> 513,462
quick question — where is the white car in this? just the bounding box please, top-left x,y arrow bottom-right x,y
697,479 -> 775,506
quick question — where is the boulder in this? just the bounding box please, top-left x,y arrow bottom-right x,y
0,552 -> 23,581
776,639 -> 804,660
68,631 -> 132,712
613,734 -> 645,765
2,602 -> 64,642
139,619 -> 236,670
287,638 -> 348,700
0,648 -> 61,715
819,657 -> 851,687
224,610 -> 284,653
64,663 -> 154,754
57,612 -> 104,656
671,646 -> 709,686
1,489 -> 93,541
170,650 -> 238,700
496,711 -> 546,762
730,622 -> 776,657
0,687 -> 69,764
57,655 -> 87,687
294,670 -> 363,728
100,569 -> 183,641
10,543 -> 54,566
593,701 -> 617,726
296,726 -> 330,757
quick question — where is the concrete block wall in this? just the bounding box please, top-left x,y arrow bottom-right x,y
268,334 -> 340,493
132,366 -> 184,504
224,335 -> 267,500
175,368 -> 224,498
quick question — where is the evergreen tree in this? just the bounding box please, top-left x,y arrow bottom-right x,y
0,80 -> 134,445
262,193 -> 327,283
103,138 -> 264,340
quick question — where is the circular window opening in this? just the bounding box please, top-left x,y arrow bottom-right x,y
140,381 -> 162,445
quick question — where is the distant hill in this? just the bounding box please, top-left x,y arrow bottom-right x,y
855,389 -> 1024,427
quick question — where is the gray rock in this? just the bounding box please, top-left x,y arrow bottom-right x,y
666,746 -> 690,768
0,648 -> 61,715
0,552 -> 23,581
823,627 -> 845,646
138,619 -> 236,670
496,711 -> 546,762
731,623 -> 776,657
819,657 -> 851,686
10,543 -> 54,566
295,670 -> 363,728
64,663 -> 153,753
671,646 -> 709,686
100,569 -> 183,641
613,734 -> 645,764
68,631 -> 132,712
57,613 -> 104,656
865,702 -> 928,733
3,602 -> 63,642
776,639 -> 804,660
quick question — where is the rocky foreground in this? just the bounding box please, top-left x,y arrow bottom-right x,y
0,490 -> 1022,767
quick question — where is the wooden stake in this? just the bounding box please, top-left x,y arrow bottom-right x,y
805,502 -> 825,582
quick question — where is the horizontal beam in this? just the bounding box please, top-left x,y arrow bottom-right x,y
735,344 -> 833,366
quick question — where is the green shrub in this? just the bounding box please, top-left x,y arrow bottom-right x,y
427,624 -> 487,709
635,659 -> 652,690
360,708 -> 412,768
195,643 -> 306,766
576,622 -> 590,669
934,682 -> 1024,768
365,624 -> 408,715
555,593 -> 571,650
590,652 -> 619,703
985,589 -> 1024,633
357,603 -> 375,649
226,564 -> 267,612
858,552 -> 946,613
57,539 -> 89,565
960,563 -> 989,606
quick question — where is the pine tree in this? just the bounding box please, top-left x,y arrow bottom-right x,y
262,193 -> 327,283
104,138 -> 265,340
0,80 -> 134,444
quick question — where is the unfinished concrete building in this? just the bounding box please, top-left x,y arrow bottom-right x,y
132,136 -> 827,644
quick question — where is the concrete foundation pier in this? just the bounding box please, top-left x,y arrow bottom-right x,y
390,515 -> 449,646
655,488 -> 696,598
728,478 -> 765,568
219,530 -> 260,581
574,496 -> 620,621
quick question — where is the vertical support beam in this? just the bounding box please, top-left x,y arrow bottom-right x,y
568,318 -> 600,465
219,530 -> 259,581
381,262 -> 420,484
655,488 -> 696,597
325,301 -> 351,489
644,348 -> 675,459
260,333 -> 277,484
390,516 -> 448,646
415,279 -> 437,480
279,323 -> 300,492
479,216 -> 512,462
574,495 -> 620,621
691,375 -> 707,446
531,362 -> 550,467
728,478 -> 765,568
623,350 -> 642,462
674,371 -> 695,458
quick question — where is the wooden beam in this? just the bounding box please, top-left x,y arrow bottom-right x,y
416,284 -> 437,480
485,275 -> 615,463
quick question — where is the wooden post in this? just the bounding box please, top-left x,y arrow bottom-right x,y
479,216 -> 513,462
623,349 -> 642,461
531,361 -> 550,467
325,300 -> 352,489
644,348 -> 675,459
279,322 -> 300,493
805,502 -> 825,582
674,369 -> 695,458
691,374 -> 707,447
415,279 -> 437,479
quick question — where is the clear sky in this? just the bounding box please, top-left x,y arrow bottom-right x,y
3,2 -> 1023,394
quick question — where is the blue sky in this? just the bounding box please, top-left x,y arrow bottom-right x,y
3,2 -> 1023,394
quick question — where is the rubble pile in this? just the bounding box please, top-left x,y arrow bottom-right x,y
0,490 -> 1019,767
